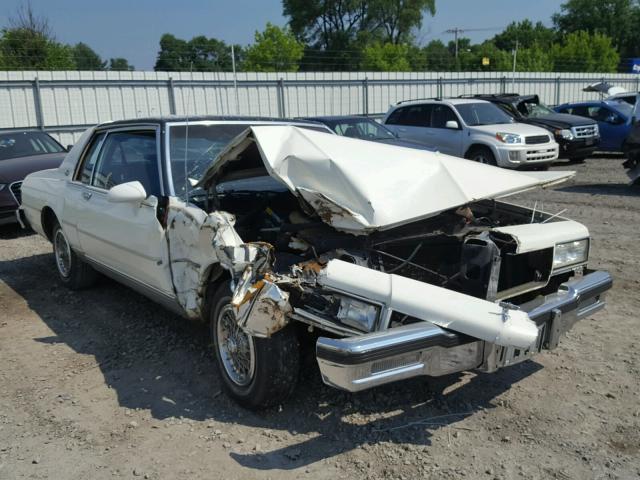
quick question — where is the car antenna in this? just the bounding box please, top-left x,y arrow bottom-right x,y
183,62 -> 194,203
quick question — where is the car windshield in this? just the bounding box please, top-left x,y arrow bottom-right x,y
168,123 -> 328,199
517,100 -> 555,118
331,118 -> 396,140
455,102 -> 514,126
607,100 -> 634,117
0,131 -> 65,161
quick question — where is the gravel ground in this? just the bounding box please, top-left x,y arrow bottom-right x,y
0,157 -> 639,480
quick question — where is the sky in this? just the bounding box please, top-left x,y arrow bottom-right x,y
0,0 -> 563,70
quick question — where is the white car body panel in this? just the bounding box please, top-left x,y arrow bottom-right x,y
318,259 -> 539,348
201,126 -> 573,233
492,220 -> 589,254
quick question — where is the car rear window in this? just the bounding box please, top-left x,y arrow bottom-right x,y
0,131 -> 65,161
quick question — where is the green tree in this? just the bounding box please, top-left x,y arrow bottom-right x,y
492,20 -> 556,51
369,0 -> 436,44
422,39 -> 453,70
0,3 -> 75,70
361,42 -> 411,70
516,44 -> 553,72
0,28 -> 75,69
550,31 -> 620,72
470,41 -> 512,71
109,57 -> 133,71
155,33 -> 240,71
72,42 -> 106,70
244,23 -> 304,71
552,0 -> 634,55
283,0 -> 436,69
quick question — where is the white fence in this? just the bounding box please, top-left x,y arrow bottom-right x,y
1,70 -> 639,145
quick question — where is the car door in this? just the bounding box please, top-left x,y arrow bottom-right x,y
384,104 -> 434,145
73,126 -> 174,295
429,104 -> 463,156
567,104 -> 625,151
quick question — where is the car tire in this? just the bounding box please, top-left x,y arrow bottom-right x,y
465,146 -> 497,166
209,280 -> 300,410
568,157 -> 586,164
52,221 -> 99,290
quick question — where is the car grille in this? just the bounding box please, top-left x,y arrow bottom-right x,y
9,182 -> 22,205
572,125 -> 598,138
525,148 -> 557,162
525,135 -> 550,145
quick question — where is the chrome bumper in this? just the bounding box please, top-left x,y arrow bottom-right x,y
316,270 -> 612,392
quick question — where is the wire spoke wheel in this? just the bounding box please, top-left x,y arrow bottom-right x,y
53,228 -> 72,278
216,305 -> 256,386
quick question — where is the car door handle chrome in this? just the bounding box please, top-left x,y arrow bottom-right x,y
82,191 -> 92,200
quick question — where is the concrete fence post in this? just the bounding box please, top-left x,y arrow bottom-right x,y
362,77 -> 369,116
168,77 -> 177,115
32,77 -> 45,130
277,78 -> 286,118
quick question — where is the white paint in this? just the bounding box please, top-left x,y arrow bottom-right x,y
206,126 -> 574,233
318,259 -> 539,349
492,220 -> 589,254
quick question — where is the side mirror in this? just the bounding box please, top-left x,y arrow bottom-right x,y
66,144 -> 73,151
107,181 -> 146,204
445,120 -> 459,129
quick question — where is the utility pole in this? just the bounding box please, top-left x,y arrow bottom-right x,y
445,28 -> 462,62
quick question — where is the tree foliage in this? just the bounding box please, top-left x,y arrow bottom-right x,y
361,42 -> 411,70
0,2 -> 133,71
492,20 -> 556,51
552,0 -> 633,53
109,58 -> 134,71
73,42 -> 106,70
155,34 -> 241,71
244,23 -> 304,71
550,31 -> 620,72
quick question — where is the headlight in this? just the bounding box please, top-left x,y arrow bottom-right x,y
336,296 -> 379,332
495,132 -> 523,144
553,239 -> 589,269
555,129 -> 574,140
593,124 -> 599,136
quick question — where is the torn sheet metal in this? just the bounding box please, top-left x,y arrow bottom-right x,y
318,259 -> 539,349
492,220 -> 589,254
197,126 -> 574,234
231,269 -> 292,338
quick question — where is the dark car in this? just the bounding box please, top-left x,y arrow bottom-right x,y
300,116 -> 437,151
554,100 -> 634,153
0,130 -> 67,225
622,122 -> 640,185
472,94 -> 600,162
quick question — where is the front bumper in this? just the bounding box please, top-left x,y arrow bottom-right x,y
316,270 -> 612,392
497,143 -> 559,166
558,137 -> 600,159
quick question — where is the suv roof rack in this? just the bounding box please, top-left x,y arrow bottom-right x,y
395,97 -> 441,105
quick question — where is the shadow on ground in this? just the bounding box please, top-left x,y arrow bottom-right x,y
558,183 -> 640,197
0,250 -> 541,470
0,223 -> 34,240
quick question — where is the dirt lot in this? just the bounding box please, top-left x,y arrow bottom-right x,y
0,157 -> 639,480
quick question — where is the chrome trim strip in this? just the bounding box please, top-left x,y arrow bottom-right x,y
8,181 -> 22,205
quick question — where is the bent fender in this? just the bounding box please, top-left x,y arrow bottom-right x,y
318,260 -> 539,349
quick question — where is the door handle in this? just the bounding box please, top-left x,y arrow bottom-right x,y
82,191 -> 92,201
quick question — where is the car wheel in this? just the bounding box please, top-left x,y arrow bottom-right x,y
465,146 -> 497,166
209,280 -> 300,409
52,221 -> 99,290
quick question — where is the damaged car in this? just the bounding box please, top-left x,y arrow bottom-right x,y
20,116 -> 612,409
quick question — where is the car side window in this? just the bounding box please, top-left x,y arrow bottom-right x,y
91,130 -> 161,197
568,106 -> 590,118
431,105 -> 458,128
77,132 -> 107,185
386,105 -> 431,127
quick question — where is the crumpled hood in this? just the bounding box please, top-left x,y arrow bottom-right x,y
525,113 -> 596,129
199,126 -> 574,233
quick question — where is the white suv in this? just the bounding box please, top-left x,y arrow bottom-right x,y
383,98 -> 559,168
